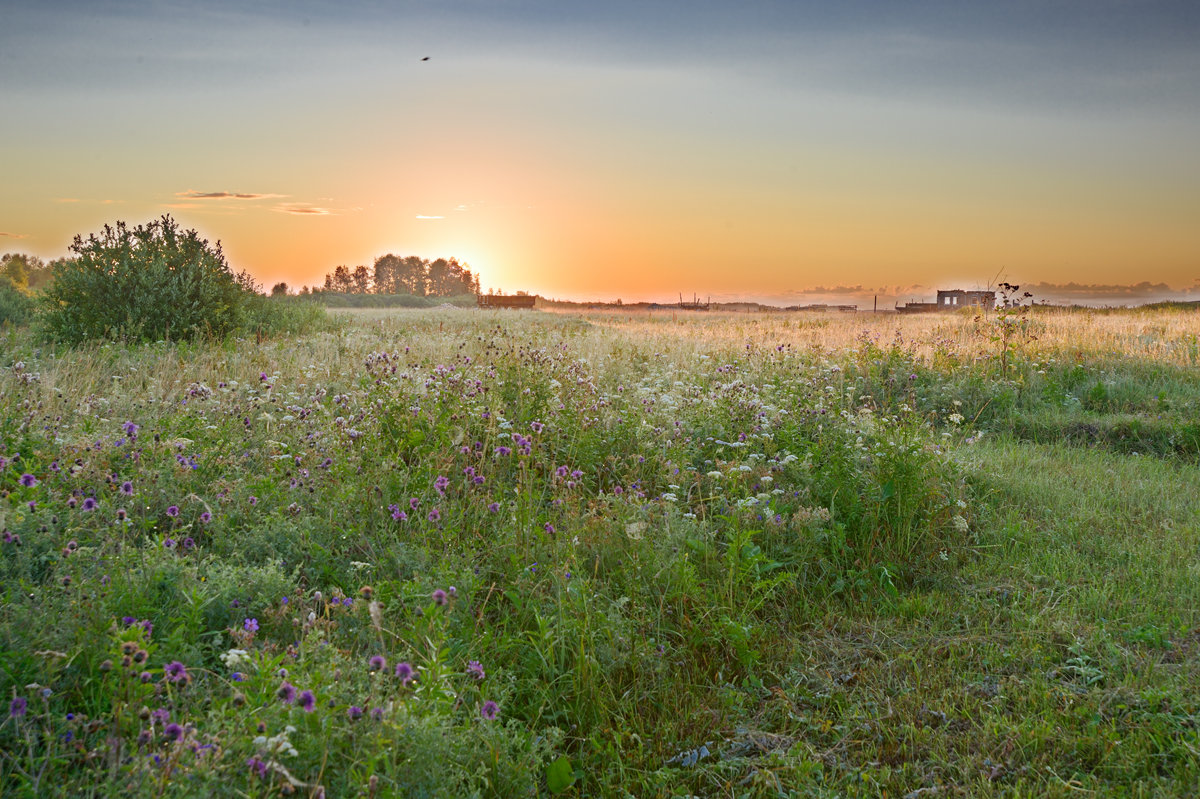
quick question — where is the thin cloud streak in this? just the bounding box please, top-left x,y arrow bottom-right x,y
0,231 -> 28,239
415,215 -> 444,220
273,204 -> 334,216
176,190 -> 284,200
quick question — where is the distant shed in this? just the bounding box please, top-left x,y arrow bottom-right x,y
897,289 -> 996,314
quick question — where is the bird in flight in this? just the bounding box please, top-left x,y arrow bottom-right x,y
420,57 -> 430,61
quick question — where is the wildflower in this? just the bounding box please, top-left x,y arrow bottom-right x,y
244,618 -> 259,632
166,505 -> 179,517
19,473 -> 37,488
298,690 -> 316,712
277,682 -> 297,704
9,696 -> 27,718
164,661 -> 189,684
248,495 -> 258,506
163,723 -> 184,741
182,537 -> 195,550
427,508 -> 441,522
543,522 -> 555,535
115,508 -> 127,521
199,511 -> 212,524
447,586 -> 457,598
82,497 -> 97,511
530,421 -> 544,433
163,538 -> 176,549
466,660 -> 485,680
368,655 -> 387,672
487,502 -> 500,513
409,497 -> 420,510
394,662 -> 413,684
347,705 -> 363,720
479,700 -> 499,721
231,672 -> 244,682
123,421 -> 139,437
432,589 -> 448,606
247,757 -> 269,778
120,481 -> 134,496
370,707 -> 384,721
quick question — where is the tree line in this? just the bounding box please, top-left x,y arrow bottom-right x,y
308,255 -> 481,297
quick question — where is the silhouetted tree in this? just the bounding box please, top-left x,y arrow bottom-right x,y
352,265 -> 371,294
271,282 -> 290,296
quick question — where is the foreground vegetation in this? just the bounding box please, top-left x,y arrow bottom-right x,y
1,305 -> 1198,796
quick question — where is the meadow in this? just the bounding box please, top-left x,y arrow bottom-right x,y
2,304 -> 1199,797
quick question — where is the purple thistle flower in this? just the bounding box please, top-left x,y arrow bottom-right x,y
164,661 -> 189,683
531,421 -> 544,433
369,707 -> 384,721
427,508 -> 441,522
166,505 -> 179,517
163,723 -> 184,741
347,705 -> 364,720
368,655 -> 387,672
432,589 -> 447,606
182,537 -> 195,550
163,538 -> 176,549
82,497 -> 97,511
277,682 -> 297,704
479,700 -> 499,721
19,473 -> 37,488
9,696 -> 27,718
543,522 -> 556,535
495,446 -> 511,457
247,756 -> 269,778
298,690 -> 316,712
394,662 -> 413,684
409,497 -> 420,510
248,495 -> 258,506
120,481 -> 134,496
115,508 -> 127,520
488,502 -> 500,513
123,420 -> 139,437
199,511 -> 212,524
466,660 -> 485,681
448,586 -> 457,597
244,618 -> 259,632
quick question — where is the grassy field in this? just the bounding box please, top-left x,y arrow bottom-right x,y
1,305 -> 1199,797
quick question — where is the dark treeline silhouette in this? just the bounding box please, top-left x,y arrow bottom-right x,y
312,255 -> 480,297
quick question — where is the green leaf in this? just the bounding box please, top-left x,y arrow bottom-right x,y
546,755 -> 576,794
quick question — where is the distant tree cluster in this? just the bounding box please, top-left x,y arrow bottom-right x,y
2,252 -> 63,294
314,255 -> 480,297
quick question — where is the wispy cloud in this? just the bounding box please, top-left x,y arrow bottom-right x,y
274,203 -> 334,216
415,215 -> 444,220
176,190 -> 284,200
0,231 -> 28,239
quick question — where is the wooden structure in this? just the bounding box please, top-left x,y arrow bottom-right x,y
477,293 -> 537,309
897,289 -> 995,314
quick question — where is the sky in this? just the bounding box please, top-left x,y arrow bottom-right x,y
3,0 -> 1200,305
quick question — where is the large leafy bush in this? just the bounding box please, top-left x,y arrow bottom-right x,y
40,215 -> 258,343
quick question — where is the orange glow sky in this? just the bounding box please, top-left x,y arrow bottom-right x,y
3,2 -> 1199,304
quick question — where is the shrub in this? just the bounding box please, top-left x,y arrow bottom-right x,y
39,215 -> 258,343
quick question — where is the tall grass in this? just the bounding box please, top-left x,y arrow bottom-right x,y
1,307 -> 1197,796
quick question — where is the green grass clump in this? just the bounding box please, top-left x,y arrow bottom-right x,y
1,308 -> 1198,796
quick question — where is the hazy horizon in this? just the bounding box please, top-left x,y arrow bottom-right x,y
4,1 -> 1199,302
